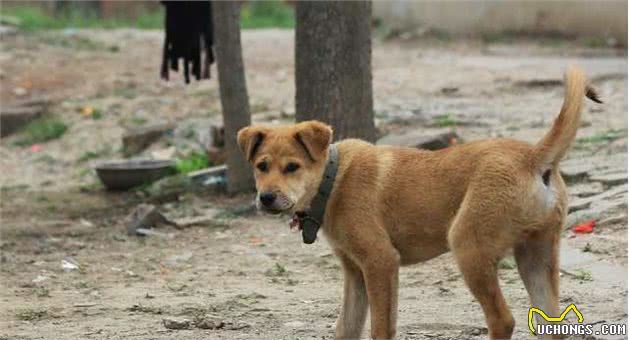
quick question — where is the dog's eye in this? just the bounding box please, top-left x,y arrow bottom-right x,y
256,162 -> 268,172
284,162 -> 300,174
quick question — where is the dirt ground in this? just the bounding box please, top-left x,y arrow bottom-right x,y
0,29 -> 628,340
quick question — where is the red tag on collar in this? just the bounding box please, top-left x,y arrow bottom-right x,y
289,213 -> 301,232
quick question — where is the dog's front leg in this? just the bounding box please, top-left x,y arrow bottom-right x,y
363,248 -> 400,340
335,252 -> 368,340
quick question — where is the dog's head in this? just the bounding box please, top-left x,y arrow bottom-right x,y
237,120 -> 333,214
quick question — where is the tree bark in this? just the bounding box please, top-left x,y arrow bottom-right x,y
212,2 -> 255,193
295,1 -> 375,142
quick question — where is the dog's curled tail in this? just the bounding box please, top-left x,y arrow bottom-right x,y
534,66 -> 602,167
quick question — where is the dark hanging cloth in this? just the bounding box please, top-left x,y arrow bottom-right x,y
161,1 -> 214,84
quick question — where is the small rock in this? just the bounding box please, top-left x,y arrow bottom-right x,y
145,174 -> 193,203
163,318 -> 191,330
195,316 -> 224,329
377,130 -> 461,150
224,322 -> 250,330
122,122 -> 175,157
32,275 -> 48,283
561,154 -> 627,182
589,172 -> 627,186
165,252 -> 193,268
465,326 -> 488,336
0,24 -> 17,37
568,184 -> 627,213
566,192 -> 627,228
438,287 -> 452,296
284,321 -> 305,328
221,202 -> 257,217
561,163 -> 592,182
173,211 -> 221,228
61,258 -> 79,272
79,219 -> 94,227
188,165 -> 227,184
0,104 -> 48,137
597,214 -> 627,228
126,204 -> 178,235
187,165 -> 228,194
515,79 -> 562,88
568,182 -> 604,198
1,15 -> 22,27
134,228 -> 171,238
12,87 -> 27,96
151,147 -> 176,160
440,87 -> 459,94
590,194 -> 627,215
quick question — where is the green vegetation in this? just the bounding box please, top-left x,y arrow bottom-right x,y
91,109 -> 103,120
127,303 -> 164,315
433,113 -> 460,127
15,308 -> 48,321
480,31 -> 518,44
118,115 -> 147,127
241,1 -> 294,29
2,1 -> 294,31
77,151 -> 101,163
78,147 -> 111,163
265,262 -> 288,277
130,117 -> 147,125
175,151 -> 210,174
74,280 -> 91,289
2,6 -> 162,30
36,34 -> 117,52
498,257 -> 517,270
113,86 -> 138,100
480,30 -> 566,45
574,269 -> 593,283
580,36 -> 611,48
265,263 -> 299,285
15,117 -> 68,146
34,286 -> 50,298
576,129 -> 626,144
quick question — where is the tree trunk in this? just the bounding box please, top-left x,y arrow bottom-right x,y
295,1 -> 375,142
212,2 -> 255,193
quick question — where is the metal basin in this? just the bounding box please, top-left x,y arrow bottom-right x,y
94,159 -> 174,191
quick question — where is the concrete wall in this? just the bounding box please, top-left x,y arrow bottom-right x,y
373,0 -> 627,44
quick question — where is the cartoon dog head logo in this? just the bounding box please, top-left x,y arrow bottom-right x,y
528,304 -> 584,335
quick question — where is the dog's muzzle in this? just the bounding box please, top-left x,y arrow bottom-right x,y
257,191 -> 294,214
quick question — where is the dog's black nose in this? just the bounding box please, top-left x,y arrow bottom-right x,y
259,192 -> 276,207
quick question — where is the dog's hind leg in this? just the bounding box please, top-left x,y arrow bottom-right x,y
514,231 -> 560,338
448,193 -> 516,340
335,251 -> 369,340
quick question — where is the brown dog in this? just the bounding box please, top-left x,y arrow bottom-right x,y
237,66 -> 600,339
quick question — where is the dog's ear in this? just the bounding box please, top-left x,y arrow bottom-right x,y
294,120 -> 333,162
237,126 -> 266,162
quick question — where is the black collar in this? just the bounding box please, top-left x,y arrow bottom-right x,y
296,144 -> 339,244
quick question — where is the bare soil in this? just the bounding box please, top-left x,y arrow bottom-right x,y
0,29 -> 627,340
